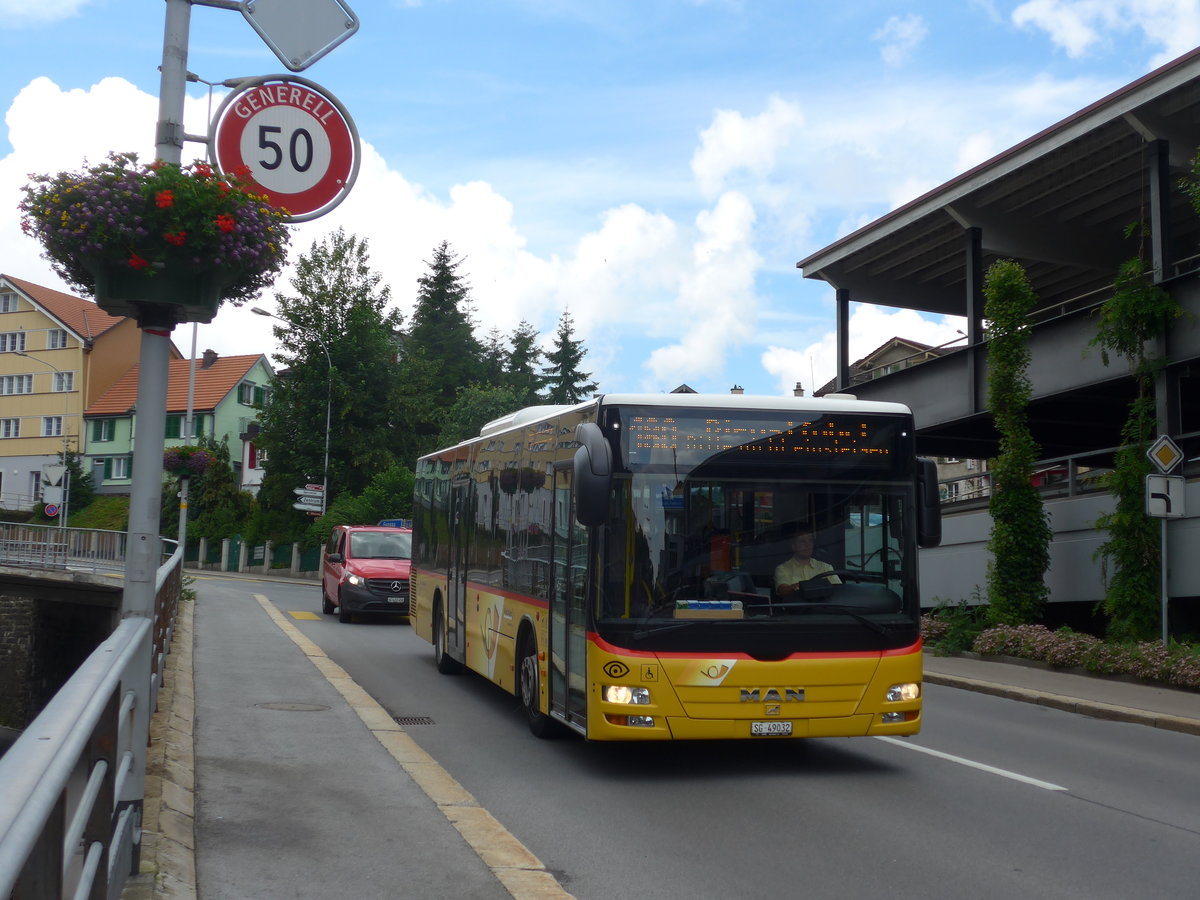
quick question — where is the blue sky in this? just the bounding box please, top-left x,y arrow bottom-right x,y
2,1 -> 1198,396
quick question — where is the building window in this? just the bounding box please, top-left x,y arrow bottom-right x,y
92,419 -> 115,442
0,332 -> 27,353
43,416 -> 63,437
0,418 -> 19,438
104,456 -> 132,480
0,292 -> 18,313
47,329 -> 69,349
238,382 -> 255,405
165,415 -> 182,439
53,371 -> 74,392
0,374 -> 32,395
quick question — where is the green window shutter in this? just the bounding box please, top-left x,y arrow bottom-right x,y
92,420 -> 102,441
253,386 -> 265,407
104,457 -> 112,480
195,415 -> 205,437
165,415 -> 181,439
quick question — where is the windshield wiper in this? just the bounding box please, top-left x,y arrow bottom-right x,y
772,602 -> 892,636
632,620 -> 700,639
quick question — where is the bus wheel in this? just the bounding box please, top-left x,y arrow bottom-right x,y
433,601 -> 462,674
519,633 -> 555,738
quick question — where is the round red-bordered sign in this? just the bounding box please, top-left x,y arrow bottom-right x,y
211,75 -> 360,222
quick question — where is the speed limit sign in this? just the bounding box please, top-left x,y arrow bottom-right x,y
211,75 -> 359,222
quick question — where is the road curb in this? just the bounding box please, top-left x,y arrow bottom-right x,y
924,671 -> 1200,737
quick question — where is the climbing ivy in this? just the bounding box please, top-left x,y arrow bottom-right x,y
1090,255 -> 1182,641
984,259 -> 1052,624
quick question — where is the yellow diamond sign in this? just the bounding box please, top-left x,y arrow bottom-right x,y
1147,435 -> 1183,474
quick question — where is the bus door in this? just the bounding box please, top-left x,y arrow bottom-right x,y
445,472 -> 470,661
549,464 -> 588,729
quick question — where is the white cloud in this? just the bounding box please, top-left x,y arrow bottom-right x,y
1013,0 -> 1200,66
690,95 -> 805,198
762,305 -> 967,396
644,191 -> 761,387
873,15 -> 929,67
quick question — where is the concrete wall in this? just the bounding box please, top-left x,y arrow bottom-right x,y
0,567 -> 121,729
921,480 -> 1200,609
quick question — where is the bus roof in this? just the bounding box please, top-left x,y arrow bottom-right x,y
593,392 -> 914,416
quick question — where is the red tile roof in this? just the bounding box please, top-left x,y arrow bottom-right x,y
86,354 -> 270,416
2,273 -> 126,341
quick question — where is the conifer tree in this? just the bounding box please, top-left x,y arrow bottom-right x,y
507,320 -> 544,404
541,310 -> 598,404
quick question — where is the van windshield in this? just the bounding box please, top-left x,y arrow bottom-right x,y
350,532 -> 412,559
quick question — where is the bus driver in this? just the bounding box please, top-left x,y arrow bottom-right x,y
774,523 -> 841,598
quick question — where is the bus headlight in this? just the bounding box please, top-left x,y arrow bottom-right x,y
603,685 -> 651,705
886,683 -> 920,702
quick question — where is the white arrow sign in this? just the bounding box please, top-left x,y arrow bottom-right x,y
294,487 -> 324,498
293,495 -> 324,507
293,500 -> 324,512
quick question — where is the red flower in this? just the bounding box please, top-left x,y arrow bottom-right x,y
215,214 -> 236,233
128,253 -> 150,270
194,162 -> 213,178
155,190 -> 174,209
164,230 -> 187,246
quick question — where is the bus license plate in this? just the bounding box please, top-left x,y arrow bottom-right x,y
751,721 -> 792,737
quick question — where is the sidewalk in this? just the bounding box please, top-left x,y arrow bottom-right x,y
923,653 -> 1200,736
124,576 -> 1200,898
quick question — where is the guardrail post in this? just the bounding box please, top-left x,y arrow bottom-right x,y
291,542 -> 301,576
220,538 -> 230,572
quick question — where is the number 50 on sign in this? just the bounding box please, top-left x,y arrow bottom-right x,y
211,75 -> 360,223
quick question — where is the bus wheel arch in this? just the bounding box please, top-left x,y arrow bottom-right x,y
433,591 -> 462,674
517,622 -> 556,738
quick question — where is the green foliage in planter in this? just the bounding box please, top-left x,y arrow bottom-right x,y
1089,255 -> 1182,642
983,259 -> 1052,625
921,591 -> 988,655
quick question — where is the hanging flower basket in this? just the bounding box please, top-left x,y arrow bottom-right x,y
163,446 -> 213,478
19,152 -> 291,326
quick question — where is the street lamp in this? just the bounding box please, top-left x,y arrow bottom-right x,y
251,306 -> 332,514
15,349 -> 72,526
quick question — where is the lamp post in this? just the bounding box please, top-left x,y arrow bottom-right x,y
251,307 -> 331,514
16,349 -> 72,526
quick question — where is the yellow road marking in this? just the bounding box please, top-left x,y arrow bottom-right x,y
253,594 -> 576,900
288,611 -> 322,620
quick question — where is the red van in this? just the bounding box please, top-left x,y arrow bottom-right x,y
321,525 -> 413,623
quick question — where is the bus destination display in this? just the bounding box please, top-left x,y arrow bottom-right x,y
622,411 -> 897,466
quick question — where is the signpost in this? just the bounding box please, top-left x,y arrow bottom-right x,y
1145,435 -> 1186,645
293,485 -> 325,515
211,75 -> 360,222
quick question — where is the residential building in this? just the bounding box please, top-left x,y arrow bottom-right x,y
0,274 -> 182,511
84,350 -> 274,495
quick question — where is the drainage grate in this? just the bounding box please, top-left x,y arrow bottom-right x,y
395,715 -> 436,726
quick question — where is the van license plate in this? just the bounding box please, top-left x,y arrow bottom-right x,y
387,597 -> 404,603
751,721 -> 792,736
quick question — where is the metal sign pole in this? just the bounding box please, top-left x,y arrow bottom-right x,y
1161,517 -> 1169,646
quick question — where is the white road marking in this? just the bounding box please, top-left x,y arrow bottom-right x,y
875,736 -> 1068,791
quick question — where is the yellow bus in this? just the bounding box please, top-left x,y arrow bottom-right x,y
410,392 -> 941,740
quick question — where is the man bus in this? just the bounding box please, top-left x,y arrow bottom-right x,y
411,391 -> 940,741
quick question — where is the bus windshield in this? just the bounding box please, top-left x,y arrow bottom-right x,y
595,406 -> 919,654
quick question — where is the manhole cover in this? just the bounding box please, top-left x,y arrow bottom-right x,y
255,702 -> 330,712
395,716 -> 435,726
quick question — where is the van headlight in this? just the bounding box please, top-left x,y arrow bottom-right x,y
346,573 -> 365,587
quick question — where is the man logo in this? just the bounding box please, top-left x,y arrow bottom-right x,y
603,661 -> 630,678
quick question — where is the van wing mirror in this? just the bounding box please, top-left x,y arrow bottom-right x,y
917,457 -> 942,548
573,421 -> 613,527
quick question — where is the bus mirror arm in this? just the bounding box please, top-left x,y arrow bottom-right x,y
917,457 -> 942,548
574,422 -> 613,527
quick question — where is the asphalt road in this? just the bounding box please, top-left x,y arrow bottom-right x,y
196,576 -> 1200,900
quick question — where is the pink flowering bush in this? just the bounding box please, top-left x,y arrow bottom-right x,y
922,619 -> 1200,690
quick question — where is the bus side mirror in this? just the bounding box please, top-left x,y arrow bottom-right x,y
574,422 -> 613,527
917,457 -> 942,548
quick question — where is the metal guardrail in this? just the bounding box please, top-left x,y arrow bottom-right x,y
0,522 -> 178,572
0,541 -> 182,899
